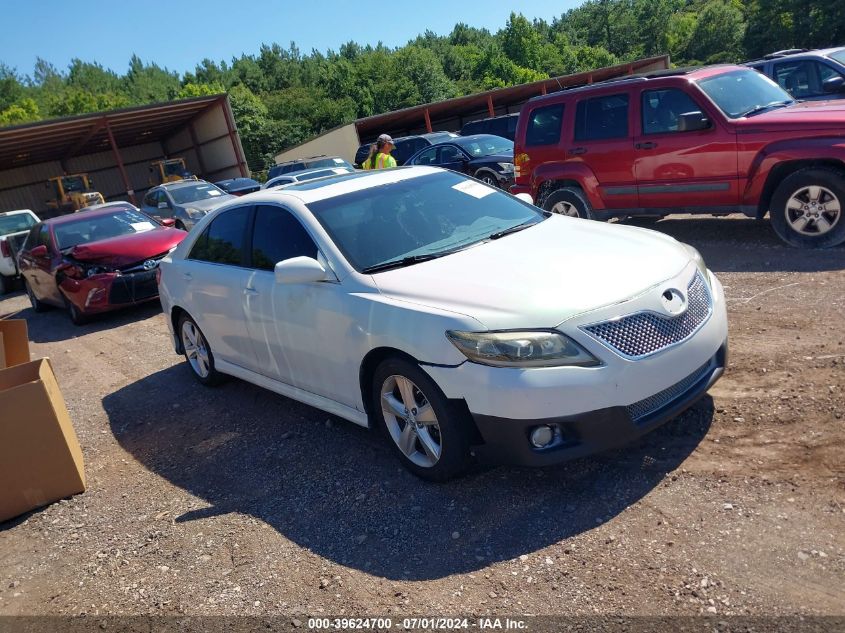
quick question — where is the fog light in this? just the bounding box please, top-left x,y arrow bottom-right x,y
529,425 -> 555,448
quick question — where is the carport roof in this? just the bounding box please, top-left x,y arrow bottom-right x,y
0,94 -> 226,171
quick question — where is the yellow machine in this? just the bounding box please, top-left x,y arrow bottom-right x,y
45,174 -> 105,214
150,158 -> 194,184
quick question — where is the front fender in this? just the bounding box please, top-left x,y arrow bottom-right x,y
531,161 -> 605,209
743,137 -> 845,208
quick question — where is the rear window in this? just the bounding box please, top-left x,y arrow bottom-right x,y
525,104 -> 564,146
0,212 -> 37,235
575,94 -> 629,141
830,50 -> 845,65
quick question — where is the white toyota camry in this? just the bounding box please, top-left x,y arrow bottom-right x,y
158,166 -> 728,480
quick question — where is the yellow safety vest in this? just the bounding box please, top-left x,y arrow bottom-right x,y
374,152 -> 397,169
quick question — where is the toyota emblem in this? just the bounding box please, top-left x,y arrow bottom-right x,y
142,259 -> 157,271
660,288 -> 687,315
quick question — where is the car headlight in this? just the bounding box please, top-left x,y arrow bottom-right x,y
185,207 -> 205,219
683,244 -> 708,282
497,162 -> 514,173
445,330 -> 601,368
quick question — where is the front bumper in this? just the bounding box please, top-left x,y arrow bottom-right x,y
59,269 -> 159,314
469,343 -> 726,466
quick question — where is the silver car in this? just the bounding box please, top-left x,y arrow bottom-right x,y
140,180 -> 235,231
262,166 -> 356,190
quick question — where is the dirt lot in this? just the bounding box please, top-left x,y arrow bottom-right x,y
0,215 -> 843,622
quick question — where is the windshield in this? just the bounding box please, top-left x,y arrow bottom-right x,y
455,135 -> 513,157
0,213 -> 37,235
170,183 -> 226,204
163,161 -> 184,176
830,50 -> 845,65
62,176 -> 87,193
307,171 -> 544,272
697,69 -> 794,118
54,209 -> 159,250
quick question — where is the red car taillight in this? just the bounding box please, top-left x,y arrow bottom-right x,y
514,152 -> 531,183
0,241 -> 10,258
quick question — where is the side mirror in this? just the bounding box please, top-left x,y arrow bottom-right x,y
30,245 -> 48,258
160,218 -> 176,228
822,76 -> 845,94
274,256 -> 327,284
515,192 -> 535,205
678,111 -> 711,132
158,201 -> 169,209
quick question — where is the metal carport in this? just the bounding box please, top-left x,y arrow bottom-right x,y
0,94 -> 248,218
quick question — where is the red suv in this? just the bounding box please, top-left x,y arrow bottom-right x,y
512,65 -> 845,248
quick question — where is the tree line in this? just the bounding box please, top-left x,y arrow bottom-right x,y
1,0 -> 842,175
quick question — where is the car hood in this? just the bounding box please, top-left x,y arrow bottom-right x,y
370,216 -> 691,330
69,228 -> 186,267
470,151 -> 513,165
736,100 -> 845,130
178,195 -> 236,212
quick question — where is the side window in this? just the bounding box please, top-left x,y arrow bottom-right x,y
574,94 -> 630,141
462,121 -> 482,135
188,206 -> 250,266
413,147 -> 439,165
490,117 -> 508,137
23,224 -> 40,251
525,104 -> 564,146
641,89 -> 706,134
142,190 -> 157,208
818,63 -> 844,83
774,60 -> 819,98
251,205 -> 317,271
37,225 -> 51,249
438,145 -> 464,163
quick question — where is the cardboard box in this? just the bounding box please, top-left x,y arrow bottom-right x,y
0,319 -> 30,369
0,358 -> 86,523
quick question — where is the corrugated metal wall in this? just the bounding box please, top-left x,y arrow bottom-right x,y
0,97 -> 245,218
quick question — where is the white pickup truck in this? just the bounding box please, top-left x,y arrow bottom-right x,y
0,209 -> 39,295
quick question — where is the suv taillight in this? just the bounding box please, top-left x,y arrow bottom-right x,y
514,152 -> 531,182
0,240 -> 10,258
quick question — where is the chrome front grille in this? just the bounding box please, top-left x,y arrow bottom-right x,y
582,272 -> 711,359
626,359 -> 713,422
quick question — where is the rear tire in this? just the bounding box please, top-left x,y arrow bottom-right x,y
178,314 -> 223,386
24,279 -> 48,312
371,356 -> 471,482
63,294 -> 90,326
543,187 -> 595,220
769,168 -> 845,248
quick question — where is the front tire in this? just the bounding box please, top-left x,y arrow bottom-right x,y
178,314 -> 222,385
543,187 -> 595,220
24,279 -> 47,312
476,171 -> 499,188
371,357 -> 471,481
63,294 -> 90,326
770,168 -> 845,248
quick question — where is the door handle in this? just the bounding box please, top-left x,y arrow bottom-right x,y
244,287 -> 258,295
568,147 -> 587,155
636,141 -> 658,150
182,272 -> 192,280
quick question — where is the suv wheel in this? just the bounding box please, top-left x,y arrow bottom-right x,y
543,187 -> 595,220
372,357 -> 471,481
770,168 -> 845,248
476,172 -> 499,188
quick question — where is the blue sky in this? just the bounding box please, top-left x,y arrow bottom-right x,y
0,0 -> 582,78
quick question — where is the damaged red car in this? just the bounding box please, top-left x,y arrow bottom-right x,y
17,204 -> 186,324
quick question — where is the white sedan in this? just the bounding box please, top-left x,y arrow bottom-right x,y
158,166 -> 728,481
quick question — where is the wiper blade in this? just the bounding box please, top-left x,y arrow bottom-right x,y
362,254 -> 440,274
739,100 -> 793,117
489,220 -> 537,240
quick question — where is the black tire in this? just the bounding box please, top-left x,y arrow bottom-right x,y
371,356 -> 472,482
24,279 -> 48,312
0,275 -> 8,296
175,220 -> 187,231
543,187 -> 595,220
475,171 -> 500,188
769,168 -> 845,249
177,313 -> 223,386
62,294 -> 90,326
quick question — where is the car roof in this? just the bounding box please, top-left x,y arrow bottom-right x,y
159,179 -> 213,190
43,205 -> 141,226
524,65 -> 740,106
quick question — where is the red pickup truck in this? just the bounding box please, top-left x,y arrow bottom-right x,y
512,65 -> 845,248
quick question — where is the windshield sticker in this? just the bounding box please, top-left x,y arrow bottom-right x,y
452,180 -> 495,199
207,190 -> 222,196
130,221 -> 155,232
333,158 -> 345,164
332,168 -> 348,174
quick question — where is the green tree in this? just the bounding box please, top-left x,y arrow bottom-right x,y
125,55 -> 180,103
685,0 -> 746,63
501,12 -> 545,71
175,82 -> 226,98
0,63 -> 23,110
0,97 -> 40,126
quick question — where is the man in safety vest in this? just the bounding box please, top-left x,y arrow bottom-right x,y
363,134 -> 398,170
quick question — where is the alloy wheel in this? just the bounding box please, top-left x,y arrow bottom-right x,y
785,185 -> 841,236
550,200 -> 580,217
380,374 -> 442,468
480,174 -> 498,187
181,320 -> 211,378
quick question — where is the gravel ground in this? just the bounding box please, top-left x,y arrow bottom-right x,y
0,214 -> 843,621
